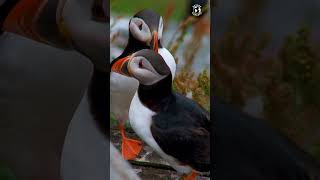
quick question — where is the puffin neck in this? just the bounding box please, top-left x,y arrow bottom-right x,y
122,33 -> 149,55
137,74 -> 173,112
0,0 -> 19,35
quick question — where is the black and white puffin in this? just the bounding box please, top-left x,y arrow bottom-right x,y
112,49 -> 209,179
213,97 -> 320,180
110,9 -> 176,160
1,0 -> 110,179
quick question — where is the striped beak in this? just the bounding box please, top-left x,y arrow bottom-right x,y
111,56 -> 132,77
151,31 -> 158,52
3,0 -> 72,49
3,0 -> 46,43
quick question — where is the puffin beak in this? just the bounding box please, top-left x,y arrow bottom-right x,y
3,0 -> 45,43
111,56 -> 132,77
151,31 -> 159,52
3,0 -> 72,49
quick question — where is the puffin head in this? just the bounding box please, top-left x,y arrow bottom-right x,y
57,0 -> 108,71
3,0 -> 108,72
111,49 -> 171,85
129,9 -> 163,52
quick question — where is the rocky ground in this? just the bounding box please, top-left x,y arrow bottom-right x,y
110,128 -> 210,180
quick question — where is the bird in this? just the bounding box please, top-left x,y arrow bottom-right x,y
109,9 -> 176,160
1,0 -> 112,180
213,97 -> 320,180
4,0 -> 109,127
111,49 -> 210,180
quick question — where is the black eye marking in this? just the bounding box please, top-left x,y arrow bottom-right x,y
139,60 -> 143,68
138,23 -> 143,30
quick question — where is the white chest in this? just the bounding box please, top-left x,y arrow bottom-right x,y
128,93 -> 192,174
110,72 -> 138,121
129,93 -> 155,143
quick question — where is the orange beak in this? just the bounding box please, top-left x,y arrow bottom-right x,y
3,0 -> 46,43
152,31 -> 159,52
111,56 -> 131,76
3,0 -> 71,49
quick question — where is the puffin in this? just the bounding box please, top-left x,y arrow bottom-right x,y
213,97 -> 320,180
3,0 -> 108,126
110,9 -> 176,160
111,49 -> 210,180
0,0 -> 116,180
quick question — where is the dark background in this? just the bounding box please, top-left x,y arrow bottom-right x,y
213,0 -> 320,161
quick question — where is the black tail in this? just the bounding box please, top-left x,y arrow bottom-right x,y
88,67 -> 108,137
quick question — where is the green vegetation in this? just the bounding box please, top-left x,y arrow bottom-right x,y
0,163 -> 15,180
110,0 -> 187,20
214,16 -> 320,160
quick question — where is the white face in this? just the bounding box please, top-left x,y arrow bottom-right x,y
158,17 -> 163,40
129,17 -> 163,45
128,56 -> 166,85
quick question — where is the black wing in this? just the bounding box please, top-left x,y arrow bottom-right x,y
151,93 -> 210,172
213,97 -> 320,180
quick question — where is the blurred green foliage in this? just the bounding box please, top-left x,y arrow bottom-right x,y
110,0 -> 187,20
312,142 -> 320,160
110,112 -> 131,129
280,27 -> 320,107
214,16 -> 320,161
0,163 -> 15,180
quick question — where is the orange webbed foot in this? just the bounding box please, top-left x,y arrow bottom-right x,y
181,171 -> 199,180
119,124 -> 142,160
121,136 -> 142,160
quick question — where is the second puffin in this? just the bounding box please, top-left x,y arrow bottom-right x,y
112,49 -> 210,180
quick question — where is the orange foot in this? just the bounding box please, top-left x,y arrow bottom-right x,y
119,125 -> 142,160
182,171 -> 199,180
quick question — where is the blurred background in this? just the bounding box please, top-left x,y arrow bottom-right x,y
213,0 -> 320,162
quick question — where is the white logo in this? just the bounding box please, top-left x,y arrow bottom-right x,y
192,4 -> 202,16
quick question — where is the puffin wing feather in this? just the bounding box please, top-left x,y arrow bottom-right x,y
150,93 -> 210,172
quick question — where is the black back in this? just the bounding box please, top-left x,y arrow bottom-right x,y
150,91 -> 210,172
137,74 -> 210,172
213,97 -> 320,180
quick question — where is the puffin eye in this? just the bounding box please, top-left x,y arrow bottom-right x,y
139,60 -> 143,68
130,17 -> 152,43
